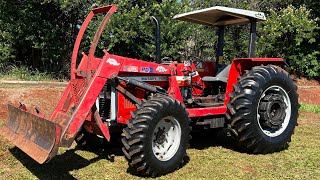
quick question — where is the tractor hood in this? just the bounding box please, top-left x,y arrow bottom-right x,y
173,6 -> 266,26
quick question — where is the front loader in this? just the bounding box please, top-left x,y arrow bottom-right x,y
0,5 -> 298,177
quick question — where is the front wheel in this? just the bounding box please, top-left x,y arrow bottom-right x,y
122,96 -> 191,177
226,65 -> 298,154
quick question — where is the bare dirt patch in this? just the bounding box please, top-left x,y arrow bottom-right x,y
298,87 -> 320,105
293,77 -> 320,105
0,86 -> 64,120
298,111 -> 320,126
294,77 -> 320,87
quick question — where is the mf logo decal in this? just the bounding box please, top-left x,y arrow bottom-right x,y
141,67 -> 153,73
106,58 -> 120,66
156,66 -> 167,72
124,66 -> 138,72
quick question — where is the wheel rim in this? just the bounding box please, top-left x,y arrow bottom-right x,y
152,116 -> 181,161
257,85 -> 291,137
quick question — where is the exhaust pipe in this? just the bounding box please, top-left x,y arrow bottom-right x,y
151,16 -> 161,63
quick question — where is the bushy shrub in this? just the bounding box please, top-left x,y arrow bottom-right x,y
258,5 -> 320,78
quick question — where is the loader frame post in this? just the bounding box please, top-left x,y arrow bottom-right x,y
70,5 -> 118,80
248,20 -> 257,58
216,26 -> 225,69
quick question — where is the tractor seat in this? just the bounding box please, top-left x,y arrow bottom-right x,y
202,64 -> 231,83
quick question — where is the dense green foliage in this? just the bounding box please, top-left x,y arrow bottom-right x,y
258,6 -> 319,78
96,0 -> 192,60
0,0 -> 319,79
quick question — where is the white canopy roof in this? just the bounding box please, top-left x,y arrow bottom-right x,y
173,6 -> 266,26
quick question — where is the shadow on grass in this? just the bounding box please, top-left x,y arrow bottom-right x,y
189,128 -> 243,152
8,129 -> 239,179
9,145 -> 123,179
126,155 -> 190,177
125,129 -> 236,177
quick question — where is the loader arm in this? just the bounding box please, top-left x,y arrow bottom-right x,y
59,53 -> 123,146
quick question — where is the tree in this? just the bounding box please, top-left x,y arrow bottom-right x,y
87,0 -> 192,61
185,0 -> 295,62
257,5 -> 320,78
184,1 -> 320,78
0,0 -> 319,79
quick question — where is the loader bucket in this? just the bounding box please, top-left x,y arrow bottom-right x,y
0,104 -> 61,164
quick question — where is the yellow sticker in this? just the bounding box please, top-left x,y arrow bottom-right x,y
218,56 -> 223,64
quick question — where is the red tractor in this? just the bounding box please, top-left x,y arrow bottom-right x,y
0,5 -> 298,177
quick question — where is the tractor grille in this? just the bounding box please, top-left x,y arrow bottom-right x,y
99,98 -> 111,121
124,97 -> 135,108
99,83 -> 111,121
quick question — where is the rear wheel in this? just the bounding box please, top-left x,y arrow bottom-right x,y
122,96 -> 191,177
226,65 -> 298,153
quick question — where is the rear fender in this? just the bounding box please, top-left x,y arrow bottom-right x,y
224,58 -> 284,105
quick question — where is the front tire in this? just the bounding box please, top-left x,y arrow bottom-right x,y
226,65 -> 298,153
75,130 -> 105,149
122,96 -> 191,177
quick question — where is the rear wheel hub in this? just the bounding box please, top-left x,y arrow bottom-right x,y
259,94 -> 286,128
154,127 -> 166,144
257,85 -> 291,137
152,116 -> 181,161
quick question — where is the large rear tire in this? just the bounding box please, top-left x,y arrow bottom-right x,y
122,96 -> 191,177
226,65 -> 298,153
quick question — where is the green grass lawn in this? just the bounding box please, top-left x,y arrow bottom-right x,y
300,103 -> 320,114
0,110 -> 319,179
